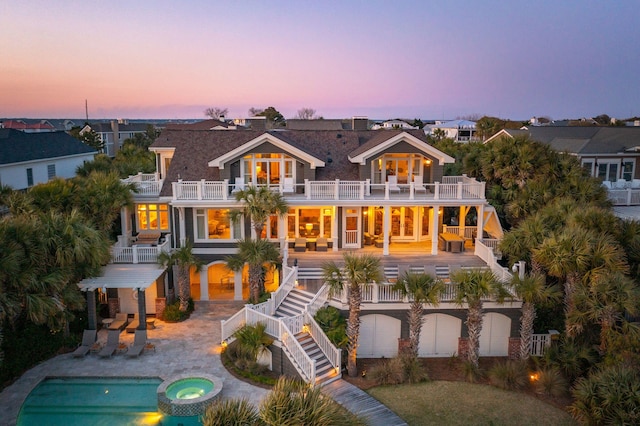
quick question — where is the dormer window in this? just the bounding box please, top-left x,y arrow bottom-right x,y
242,153 -> 294,186
372,154 -> 425,184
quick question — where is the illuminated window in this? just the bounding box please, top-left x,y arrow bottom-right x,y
137,204 -> 169,231
242,153 -> 294,185
195,208 -> 242,240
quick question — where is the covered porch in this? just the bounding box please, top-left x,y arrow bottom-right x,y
77,264 -> 166,331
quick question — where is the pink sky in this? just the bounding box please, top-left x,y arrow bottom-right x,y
1,1 -> 638,120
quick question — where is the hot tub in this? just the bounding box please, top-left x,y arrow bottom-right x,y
157,374 -> 222,417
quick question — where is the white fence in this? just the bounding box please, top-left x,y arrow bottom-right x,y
122,173 -> 163,196
110,234 -> 171,264
531,333 -> 552,356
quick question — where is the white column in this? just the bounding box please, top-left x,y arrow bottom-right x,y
477,204 -> 485,244
383,205 -> 390,256
234,269 -> 243,301
459,206 -> 467,238
200,267 -> 209,301
178,207 -> 186,246
121,206 -> 130,238
431,206 -> 440,255
332,206 -> 338,251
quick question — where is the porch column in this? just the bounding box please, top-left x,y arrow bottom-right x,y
136,288 -> 147,330
234,270 -> 243,301
383,205 -> 390,256
477,204 -> 485,244
87,290 -> 97,330
431,206 -> 440,255
200,268 -> 209,301
332,206 -> 338,252
178,207 -> 186,246
459,206 -> 467,239
121,205 -> 131,239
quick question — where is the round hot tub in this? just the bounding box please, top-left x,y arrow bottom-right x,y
157,374 -> 222,417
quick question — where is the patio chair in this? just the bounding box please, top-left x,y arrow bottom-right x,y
126,330 -> 148,358
413,175 -> 427,194
387,175 -> 401,193
72,329 -> 97,358
108,312 -> 129,331
231,177 -> 245,194
316,237 -> 328,252
125,313 -> 139,333
282,177 -> 295,194
294,237 -> 307,252
98,330 -> 121,358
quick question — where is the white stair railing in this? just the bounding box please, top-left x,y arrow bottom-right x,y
221,307 -> 248,343
305,311 -> 341,373
305,284 -> 329,315
280,319 -> 316,383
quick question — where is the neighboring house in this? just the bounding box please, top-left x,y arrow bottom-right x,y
1,119 -> 56,133
371,119 -> 417,130
0,129 -> 97,190
81,120 -> 151,156
92,127 -> 522,383
486,127 -> 640,217
164,118 -> 238,131
287,117 -> 370,131
424,120 -> 478,142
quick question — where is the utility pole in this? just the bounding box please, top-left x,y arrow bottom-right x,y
85,99 -> 89,122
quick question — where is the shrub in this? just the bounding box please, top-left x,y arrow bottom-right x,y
161,298 -> 194,322
570,365 -> 640,425
488,360 -> 528,390
462,360 -> 483,383
314,306 -> 347,349
368,357 -> 405,385
402,355 -> 429,384
233,322 -> 274,362
533,367 -> 568,397
202,398 -> 260,426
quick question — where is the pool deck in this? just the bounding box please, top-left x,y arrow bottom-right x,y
0,301 -> 269,426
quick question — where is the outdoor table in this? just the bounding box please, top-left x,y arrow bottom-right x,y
439,233 -> 465,253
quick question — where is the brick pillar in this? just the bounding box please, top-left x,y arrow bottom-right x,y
508,337 -> 521,360
155,298 -> 167,320
458,337 -> 469,360
108,298 -> 120,318
398,338 -> 411,355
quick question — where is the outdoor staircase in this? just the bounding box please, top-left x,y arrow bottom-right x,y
295,331 -> 339,384
274,288 -> 314,318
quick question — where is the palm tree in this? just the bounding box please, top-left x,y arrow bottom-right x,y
226,238 -> 281,304
322,253 -> 381,377
569,271 -> 640,354
510,273 -> 561,360
230,185 -> 288,240
451,268 -> 505,368
158,242 -> 203,311
393,271 -> 444,359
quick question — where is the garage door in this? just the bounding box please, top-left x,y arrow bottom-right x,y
358,314 -> 401,358
479,312 -> 511,356
418,313 -> 461,357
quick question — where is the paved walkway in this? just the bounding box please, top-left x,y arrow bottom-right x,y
0,301 -> 269,425
324,379 -> 408,426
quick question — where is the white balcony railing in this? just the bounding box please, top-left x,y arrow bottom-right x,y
122,172 -> 163,197
171,175 -> 485,202
110,234 -> 171,264
608,188 -> 640,206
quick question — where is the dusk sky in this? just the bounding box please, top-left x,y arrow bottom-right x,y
1,1 -> 638,121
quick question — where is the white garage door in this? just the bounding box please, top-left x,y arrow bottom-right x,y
418,313 -> 462,357
358,314 -> 401,358
479,312 -> 511,356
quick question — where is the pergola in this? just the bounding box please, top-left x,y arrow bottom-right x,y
77,264 -> 165,330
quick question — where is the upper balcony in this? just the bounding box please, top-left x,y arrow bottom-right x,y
171,175 -> 486,203
110,233 -> 171,264
122,172 -> 164,198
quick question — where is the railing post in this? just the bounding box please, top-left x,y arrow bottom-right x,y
365,178 -> 370,197
385,181 -> 390,199
627,188 -> 632,206
359,181 -> 365,199
372,282 -> 379,303
305,179 -> 310,200
223,179 -> 228,200
335,179 -> 340,200
409,182 -> 415,200
197,179 -> 204,200
457,181 -> 463,199
434,182 -> 440,199
132,245 -> 139,264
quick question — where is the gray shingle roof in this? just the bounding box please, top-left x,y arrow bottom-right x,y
152,129 -> 433,196
0,129 -> 97,165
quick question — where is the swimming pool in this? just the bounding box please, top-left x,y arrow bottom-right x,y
17,377 -> 202,425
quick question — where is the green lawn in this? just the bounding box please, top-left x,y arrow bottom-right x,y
367,381 -> 577,426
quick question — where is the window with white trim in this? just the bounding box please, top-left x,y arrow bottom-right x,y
372,153 -> 426,184
241,153 -> 294,186
195,208 -> 242,240
47,164 -> 56,180
137,204 -> 169,231
622,159 -> 635,181
26,168 -> 33,187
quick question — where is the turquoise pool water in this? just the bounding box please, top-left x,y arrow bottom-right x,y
17,377 -> 202,426
166,378 -> 214,400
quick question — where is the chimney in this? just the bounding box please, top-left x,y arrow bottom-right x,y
352,116 -> 368,131
111,120 -> 120,156
219,115 -> 225,123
